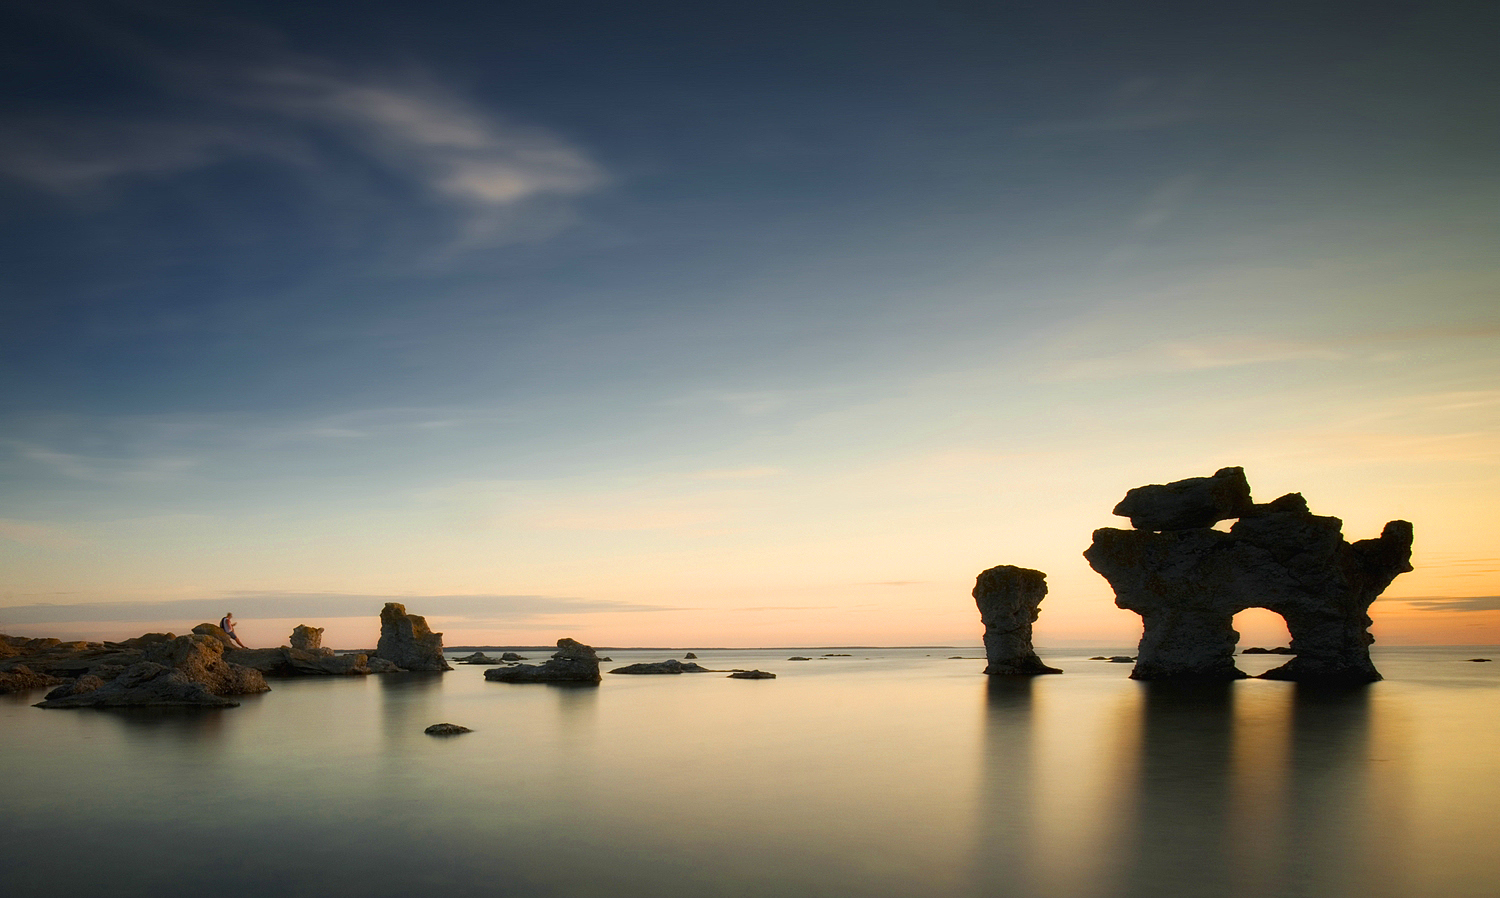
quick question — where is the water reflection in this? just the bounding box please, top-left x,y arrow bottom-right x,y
377,671 -> 446,745
976,677 -> 1040,896
1117,681 -> 1238,898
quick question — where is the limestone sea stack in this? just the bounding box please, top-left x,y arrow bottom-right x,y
972,565 -> 1062,676
376,603 -> 451,672
484,638 -> 601,683
1085,468 -> 1413,683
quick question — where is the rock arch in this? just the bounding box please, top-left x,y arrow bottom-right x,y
1084,467 -> 1413,683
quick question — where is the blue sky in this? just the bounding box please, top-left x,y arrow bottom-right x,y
1,0 -> 1496,647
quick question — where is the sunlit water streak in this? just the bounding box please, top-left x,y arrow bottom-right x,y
2,647 -> 1497,897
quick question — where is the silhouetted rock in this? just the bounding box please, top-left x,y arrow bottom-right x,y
728,670 -> 775,679
684,652 -> 698,659
376,603 -> 451,672
788,656 -> 812,661
972,564 -> 1062,676
608,659 -> 712,674
455,652 -> 504,664
484,638 -> 601,683
36,662 -> 239,708
1112,466 -> 1254,531
1467,658 -> 1493,662
424,723 -> 472,735
0,664 -> 64,694
1086,468 -> 1413,683
289,625 -> 324,651
1107,656 -> 1135,663
500,652 -> 528,662
1242,646 -> 1295,655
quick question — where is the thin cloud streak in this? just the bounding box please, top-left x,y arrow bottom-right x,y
0,592 -> 679,626
1398,596 -> 1500,613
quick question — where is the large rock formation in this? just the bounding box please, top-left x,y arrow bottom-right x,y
375,603 -> 451,672
1085,469 -> 1413,683
0,664 -> 64,694
972,565 -> 1062,676
484,638 -> 601,683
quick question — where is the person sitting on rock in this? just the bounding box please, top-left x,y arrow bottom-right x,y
220,612 -> 249,649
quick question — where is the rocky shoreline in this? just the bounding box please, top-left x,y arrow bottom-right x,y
0,602 -> 451,708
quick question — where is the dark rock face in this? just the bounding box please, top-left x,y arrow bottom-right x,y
1112,466 -> 1255,531
424,723 -> 472,736
484,638 -> 601,683
728,670 -> 775,679
289,625 -> 324,651
226,647 -> 375,676
376,603 -> 451,672
36,662 -> 240,708
608,659 -> 712,674
972,565 -> 1062,676
1085,469 -> 1413,683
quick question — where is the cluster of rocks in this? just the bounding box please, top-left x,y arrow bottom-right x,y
1,602 -> 454,708
1085,466 -> 1413,683
485,638 -> 602,683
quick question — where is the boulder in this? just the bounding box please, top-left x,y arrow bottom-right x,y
684,652 -> 698,659
1086,468 -> 1413,683
191,623 -> 238,649
972,565 -> 1062,676
36,662 -> 239,708
1112,466 -> 1254,531
289,625 -> 324,651
424,723 -> 472,736
728,670 -> 775,679
484,638 -> 601,683
608,659 -> 712,674
375,603 -> 451,672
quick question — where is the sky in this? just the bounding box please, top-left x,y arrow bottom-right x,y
1,0 -> 1496,649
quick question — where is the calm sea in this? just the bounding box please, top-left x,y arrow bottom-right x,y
2,646 -> 1497,898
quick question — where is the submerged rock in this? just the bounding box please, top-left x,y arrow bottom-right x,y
485,638 -> 601,683
608,659 -> 712,674
972,564 -> 1062,676
424,723 -> 472,736
376,603 -> 451,672
728,670 -> 775,679
1086,468 -> 1413,683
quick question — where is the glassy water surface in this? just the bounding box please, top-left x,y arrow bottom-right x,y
3,646 -> 1497,897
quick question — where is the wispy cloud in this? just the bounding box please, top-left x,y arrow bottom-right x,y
3,439 -> 197,484
1041,336 -> 1347,381
0,519 -> 87,550
0,592 -> 676,627
0,34 -> 603,248
1398,596 -> 1500,612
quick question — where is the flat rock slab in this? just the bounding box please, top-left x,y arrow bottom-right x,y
608,660 -> 714,674
728,670 -> 776,679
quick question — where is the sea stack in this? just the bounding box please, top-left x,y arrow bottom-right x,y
1084,467 -> 1413,683
375,603 -> 451,672
972,565 -> 1062,676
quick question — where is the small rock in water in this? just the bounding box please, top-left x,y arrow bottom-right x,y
1089,656 -> 1108,661
1108,656 -> 1136,663
728,670 -> 776,679
788,656 -> 811,661
609,659 -> 712,675
425,723 -> 472,736
500,652 -> 528,661
1467,658 -> 1493,662
823,653 -> 851,657
684,652 -> 698,659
